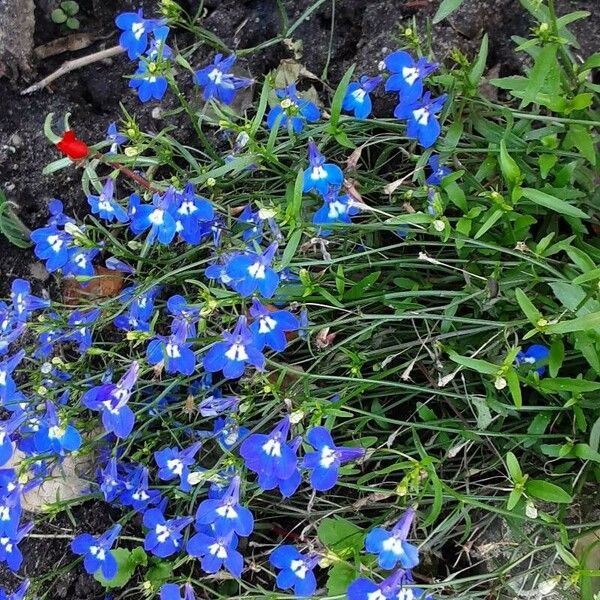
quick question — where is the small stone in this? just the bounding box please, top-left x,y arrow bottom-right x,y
151,106 -> 163,120
9,133 -> 23,148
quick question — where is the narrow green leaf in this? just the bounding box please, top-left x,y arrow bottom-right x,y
468,34 -> 489,86
515,287 -> 542,325
474,209 -> 503,240
521,187 -> 589,219
499,139 -> 521,186
329,64 -> 355,130
506,451 -> 523,481
539,378 -> 600,393
447,349 -> 498,375
520,44 -> 557,108
506,369 -> 522,409
280,228 -> 303,268
546,312 -> 600,334
433,0 -> 466,23
526,479 -> 572,503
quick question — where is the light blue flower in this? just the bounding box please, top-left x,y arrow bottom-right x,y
269,545 -> 319,597
302,140 -> 344,195
342,75 -> 382,119
395,92 -> 447,149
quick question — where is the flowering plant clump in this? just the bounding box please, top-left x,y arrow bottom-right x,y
1,1 -> 600,599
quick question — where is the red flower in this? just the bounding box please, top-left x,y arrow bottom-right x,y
56,130 -> 89,160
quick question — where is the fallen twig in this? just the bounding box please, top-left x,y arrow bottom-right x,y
21,44 -> 125,95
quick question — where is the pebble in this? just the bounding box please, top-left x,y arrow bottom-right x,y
9,133 -> 23,148
151,106 -> 163,120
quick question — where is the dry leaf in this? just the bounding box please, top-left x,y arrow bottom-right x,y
34,33 -> 98,60
62,266 -> 124,305
315,327 -> 336,349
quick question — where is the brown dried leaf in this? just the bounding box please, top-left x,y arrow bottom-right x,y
34,33 -> 98,60
62,266 -> 124,305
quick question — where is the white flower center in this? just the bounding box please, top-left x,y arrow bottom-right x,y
90,545 -> 106,561
167,458 -> 184,476
258,315 -> 277,334
262,437 -> 281,457
178,201 -> 196,216
74,253 -> 87,268
208,68 -> 224,84
248,262 -> 266,279
402,66 -> 419,86
149,209 -> 165,225
132,21 -> 145,40
0,506 -> 9,520
291,559 -> 308,579
225,343 -> 248,362
311,166 -> 327,180
166,343 -> 181,359
209,542 -> 228,559
0,370 -> 6,386
216,504 -> 238,519
47,234 -> 63,253
351,88 -> 366,102
48,425 -> 65,440
382,534 -> 404,556
155,523 -> 170,543
98,199 -> 114,212
328,200 -> 347,219
319,446 -> 337,468
413,107 -> 430,125
367,591 -> 387,600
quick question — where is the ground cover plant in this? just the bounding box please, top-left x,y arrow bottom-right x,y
0,0 -> 599,598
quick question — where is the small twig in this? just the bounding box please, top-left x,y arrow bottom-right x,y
97,153 -> 161,194
21,45 -> 125,95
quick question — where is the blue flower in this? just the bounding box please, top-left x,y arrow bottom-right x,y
0,579 -> 29,600
106,122 -> 127,154
115,9 -> 164,59
105,257 -> 135,274
130,189 -> 177,244
187,525 -> 243,577
425,154 -> 452,186
130,59 -> 169,103
342,75 -> 382,119
515,344 -> 550,376
82,361 -> 139,439
211,417 -> 249,451
195,475 -> 254,536
249,299 -> 298,352
269,545 -> 319,597
88,179 -> 129,223
240,417 -> 297,482
63,247 -> 99,279
194,54 -> 253,104
0,414 -> 24,466
71,524 -> 122,579
120,466 -> 161,511
198,392 -> 239,418
203,316 -> 265,380
33,401 -> 81,456
11,279 -> 49,322
302,140 -> 344,195
266,84 -> 320,133
348,569 -> 413,600
160,583 -> 196,600
147,322 -> 196,376
384,51 -> 437,104
394,92 -> 447,149
225,242 -> 280,298
255,435 -> 302,497
0,521 -> 32,571
168,294 -> 201,337
114,284 -> 160,332
365,508 -> 420,570
0,351 -> 25,405
30,226 -> 71,272
0,491 -> 21,537
237,205 -> 263,243
313,188 -> 359,236
302,426 -> 365,492
143,508 -> 193,558
66,308 -> 101,353
98,458 -> 122,502
154,441 -> 202,492
173,183 -> 214,245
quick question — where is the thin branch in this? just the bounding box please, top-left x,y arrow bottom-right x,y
21,45 -> 125,95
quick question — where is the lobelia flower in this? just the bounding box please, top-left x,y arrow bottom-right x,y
269,545 -> 319,597
71,524 -> 122,579
342,75 -> 382,119
198,391 -> 239,418
514,344 -> 550,376
313,187 -> 359,236
384,51 -> 437,104
46,199 -> 75,228
66,308 -> 101,353
348,569 -> 410,600
143,507 -> 193,558
82,361 -> 139,439
0,491 -> 21,537
302,426 -> 366,492
0,521 -> 33,571
365,508 -> 420,570
194,53 -> 253,104
130,188 -> 177,245
30,225 -> 72,272
0,414 -> 24,467
130,37 -> 170,103
63,247 -> 99,279
211,417 -> 249,451
88,179 -> 129,223
302,140 -> 344,196
98,458 -> 123,502
237,205 -> 263,243
195,475 -> 254,536
425,154 -> 452,186
160,583 -> 196,600
0,579 -> 29,600
240,417 -> 297,482
115,9 -> 165,59
168,295 -> 201,337
266,84 -> 320,133
186,524 -> 243,577
33,401 -> 81,456
225,242 -> 280,298
256,435 -> 302,498
105,257 -> 135,274
203,316 -> 265,379
248,299 -> 299,352
56,130 -> 89,160
11,279 -> 50,322
154,441 -> 202,492
198,213 -> 226,247
173,183 -> 214,245
106,122 -> 127,154
120,465 -> 161,511
147,321 -> 196,376
394,92 -> 447,149
0,350 -> 25,405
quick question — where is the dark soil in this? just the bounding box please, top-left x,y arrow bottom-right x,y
0,0 -> 598,597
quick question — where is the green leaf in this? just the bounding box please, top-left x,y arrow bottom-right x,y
66,16 -> 80,29
539,154 -> 557,179
506,369 -> 522,409
507,487 -> 523,510
326,563 -> 356,596
555,543 -> 580,568
563,124 -> 596,165
521,187 -> 589,219
506,451 -> 523,482
520,44 -> 558,108
433,0 -> 466,23
328,64 -> 355,130
468,34 -> 489,86
344,271 -> 381,301
0,196 -> 32,249
317,517 -> 364,553
146,562 -> 173,588
526,479 -> 572,503
285,168 -> 305,226
51,8 -> 67,23
94,548 -> 147,588
499,139 -> 521,186
539,378 -> 600,394
61,0 -> 79,15
515,287 -> 542,325
474,209 -> 503,240
447,349 -> 498,375
574,443 -> 600,463
548,338 -> 564,378
280,228 -> 303,268
546,312 -> 600,334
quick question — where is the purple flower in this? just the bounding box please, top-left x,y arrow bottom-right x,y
211,417 -> 249,451
194,54 -> 253,104
425,154 -> 452,186
198,392 -> 239,418
384,51 -> 437,104
71,524 -> 122,579
249,299 -> 299,352
186,525 -> 243,577
66,308 -> 101,353
63,247 -> 99,279
301,426 -> 365,492
120,466 -> 161,511
269,545 -> 319,596
266,84 -> 320,133
88,179 -> 129,223
203,316 -> 265,380
154,441 -> 202,492
106,122 -> 127,154
302,140 -> 344,196
195,475 -> 254,537
0,351 -> 25,406
173,183 -> 214,245
342,75 -> 382,119
30,226 -> 72,272
143,508 -> 193,558
256,435 -> 302,498
225,242 -> 280,298
98,458 -> 122,502
394,92 -> 447,149
365,508 -> 420,570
